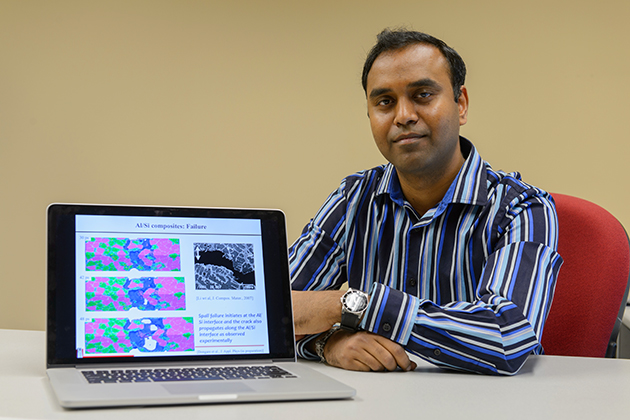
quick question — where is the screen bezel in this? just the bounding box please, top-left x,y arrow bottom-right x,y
46,203 -> 295,367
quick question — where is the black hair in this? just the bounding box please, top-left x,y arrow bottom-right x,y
361,28 -> 466,101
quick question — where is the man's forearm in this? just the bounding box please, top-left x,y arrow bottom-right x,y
292,290 -> 345,335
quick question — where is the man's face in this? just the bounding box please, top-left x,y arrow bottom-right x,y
366,43 -> 468,181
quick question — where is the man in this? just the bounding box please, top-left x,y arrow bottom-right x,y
290,29 -> 563,375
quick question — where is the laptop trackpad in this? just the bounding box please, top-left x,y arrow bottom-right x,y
162,382 -> 254,395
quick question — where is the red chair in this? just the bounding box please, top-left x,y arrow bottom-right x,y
541,193 -> 630,357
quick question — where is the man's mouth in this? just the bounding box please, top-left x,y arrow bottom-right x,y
392,133 -> 427,144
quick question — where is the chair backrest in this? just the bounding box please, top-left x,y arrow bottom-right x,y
541,193 -> 630,357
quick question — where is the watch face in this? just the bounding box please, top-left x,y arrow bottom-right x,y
345,291 -> 368,312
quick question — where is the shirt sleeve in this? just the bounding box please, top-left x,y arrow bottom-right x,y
360,189 -> 563,375
289,184 -> 349,360
289,184 -> 348,292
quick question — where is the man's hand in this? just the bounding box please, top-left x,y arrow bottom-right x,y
324,329 -> 417,372
292,290 -> 345,335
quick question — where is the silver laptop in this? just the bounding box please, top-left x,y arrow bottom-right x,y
46,203 -> 354,408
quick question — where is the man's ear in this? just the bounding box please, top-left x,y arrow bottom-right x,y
458,86 -> 469,126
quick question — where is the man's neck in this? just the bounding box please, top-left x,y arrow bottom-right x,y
397,152 -> 465,217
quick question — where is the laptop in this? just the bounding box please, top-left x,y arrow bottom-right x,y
46,203 -> 355,408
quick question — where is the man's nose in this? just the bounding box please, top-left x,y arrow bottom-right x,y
394,98 -> 419,127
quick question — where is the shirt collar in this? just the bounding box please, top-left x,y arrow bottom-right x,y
376,137 -> 489,212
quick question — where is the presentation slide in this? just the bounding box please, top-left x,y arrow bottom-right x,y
74,214 -> 270,358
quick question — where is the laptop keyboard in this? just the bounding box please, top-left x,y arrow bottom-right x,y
82,365 -> 297,384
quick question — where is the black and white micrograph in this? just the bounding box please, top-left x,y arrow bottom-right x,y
194,243 -> 256,290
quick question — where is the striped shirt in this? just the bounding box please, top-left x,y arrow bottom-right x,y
289,138 -> 563,375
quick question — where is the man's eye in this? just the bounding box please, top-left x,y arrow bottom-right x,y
416,92 -> 431,99
378,98 -> 392,106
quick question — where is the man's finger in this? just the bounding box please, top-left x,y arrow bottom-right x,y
372,334 -> 416,371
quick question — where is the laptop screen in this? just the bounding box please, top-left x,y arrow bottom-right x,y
47,204 -> 295,367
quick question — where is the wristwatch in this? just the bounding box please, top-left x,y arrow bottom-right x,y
340,288 -> 369,332
315,324 -> 341,363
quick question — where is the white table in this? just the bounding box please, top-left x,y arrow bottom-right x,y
1,329 -> 628,420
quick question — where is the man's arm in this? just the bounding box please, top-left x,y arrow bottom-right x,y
291,290 -> 343,336
357,188 -> 563,375
291,289 -> 417,372
289,181 -> 416,371
289,184 -> 348,342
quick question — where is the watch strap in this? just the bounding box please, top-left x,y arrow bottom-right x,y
340,311 -> 362,332
315,324 -> 341,363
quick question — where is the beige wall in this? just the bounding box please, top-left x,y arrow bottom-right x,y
1,0 -> 629,330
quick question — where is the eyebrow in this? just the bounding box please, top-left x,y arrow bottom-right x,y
368,78 -> 442,100
368,87 -> 392,100
408,78 -> 441,90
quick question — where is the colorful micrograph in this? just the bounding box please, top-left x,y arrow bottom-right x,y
85,317 -> 194,354
86,277 -> 185,312
85,238 -> 180,271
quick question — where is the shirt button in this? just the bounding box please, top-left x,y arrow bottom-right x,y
382,323 -> 392,332
434,349 -> 442,356
408,278 -> 417,287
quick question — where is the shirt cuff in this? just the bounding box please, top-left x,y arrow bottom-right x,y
359,283 -> 420,345
295,333 -> 322,360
